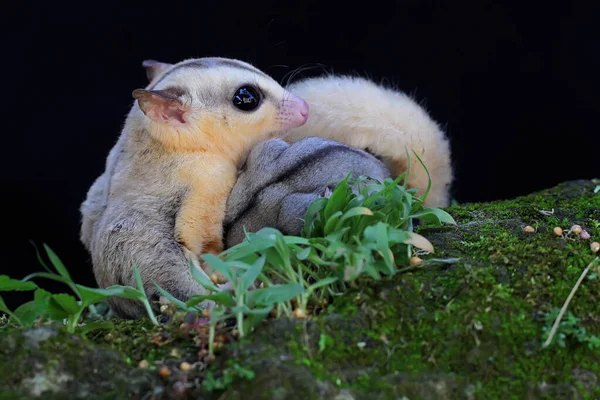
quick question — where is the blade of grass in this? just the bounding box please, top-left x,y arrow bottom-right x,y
0,295 -> 23,327
0,276 -> 38,291
241,256 -> 266,291
543,257 -> 599,348
78,321 -> 114,336
29,240 -> 53,274
153,282 -> 196,312
189,258 -> 220,292
132,265 -> 159,326
411,150 -> 432,202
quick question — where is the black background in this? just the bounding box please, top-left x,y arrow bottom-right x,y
2,1 -> 598,309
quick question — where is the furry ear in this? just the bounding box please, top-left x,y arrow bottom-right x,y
132,89 -> 189,125
142,59 -> 173,82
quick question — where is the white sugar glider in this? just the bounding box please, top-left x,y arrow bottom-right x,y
79,57 -> 309,318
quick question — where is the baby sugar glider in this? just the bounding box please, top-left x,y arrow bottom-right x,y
79,57 -> 309,318
283,74 -> 453,208
223,137 -> 391,247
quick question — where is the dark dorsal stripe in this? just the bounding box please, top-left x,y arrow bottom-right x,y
148,58 -> 270,89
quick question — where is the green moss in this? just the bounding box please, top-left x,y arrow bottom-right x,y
2,179 -> 599,399
87,314 -> 201,367
0,326 -> 159,399
207,179 -> 599,399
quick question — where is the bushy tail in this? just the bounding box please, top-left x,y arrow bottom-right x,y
284,74 -> 453,208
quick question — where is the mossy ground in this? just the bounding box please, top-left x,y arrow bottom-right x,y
1,179 -> 599,399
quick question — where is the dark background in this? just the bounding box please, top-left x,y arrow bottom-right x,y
2,1 -> 598,309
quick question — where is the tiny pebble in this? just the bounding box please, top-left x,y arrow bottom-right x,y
179,362 -> 192,371
410,256 -> 423,265
591,242 -> 600,253
210,273 -> 220,284
570,225 -> 582,235
580,230 -> 590,240
553,227 -> 563,236
138,360 -> 149,369
159,366 -> 171,378
523,226 -> 535,233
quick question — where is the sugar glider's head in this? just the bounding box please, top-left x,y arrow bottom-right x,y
130,57 -> 309,155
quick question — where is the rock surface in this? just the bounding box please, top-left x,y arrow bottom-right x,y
1,179 -> 599,399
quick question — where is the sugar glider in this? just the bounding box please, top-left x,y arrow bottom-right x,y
79,57 -> 309,318
283,74 -> 453,208
223,137 -> 391,247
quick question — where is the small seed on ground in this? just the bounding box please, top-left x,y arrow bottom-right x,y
179,362 -> 192,371
293,308 -> 307,319
410,256 -> 423,265
317,298 -> 329,308
591,242 -> 600,253
202,309 -> 210,318
523,226 -> 535,233
215,334 -> 226,344
580,230 -> 591,240
570,225 -> 582,235
138,360 -> 149,369
159,366 -> 170,378
553,227 -> 563,236
210,273 -> 220,284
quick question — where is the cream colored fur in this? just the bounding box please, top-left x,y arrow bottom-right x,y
285,75 -> 453,207
80,57 -> 308,317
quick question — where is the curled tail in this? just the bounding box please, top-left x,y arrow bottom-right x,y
284,75 -> 453,208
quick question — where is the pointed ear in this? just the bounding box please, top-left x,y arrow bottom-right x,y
142,59 -> 173,82
132,89 -> 189,125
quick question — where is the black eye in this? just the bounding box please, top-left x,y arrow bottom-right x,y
232,86 -> 261,111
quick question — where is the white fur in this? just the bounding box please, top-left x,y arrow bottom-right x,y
285,75 -> 453,207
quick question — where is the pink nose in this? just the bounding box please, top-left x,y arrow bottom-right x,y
288,94 -> 309,127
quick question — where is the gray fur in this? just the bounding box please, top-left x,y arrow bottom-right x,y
223,137 -> 392,247
80,134 -> 217,319
80,56 -> 304,319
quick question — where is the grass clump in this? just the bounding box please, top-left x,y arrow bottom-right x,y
151,152 -> 457,355
0,151 -> 457,357
0,244 -> 158,335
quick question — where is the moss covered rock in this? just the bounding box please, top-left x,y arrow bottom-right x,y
0,326 -> 160,399
1,179 -> 599,399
